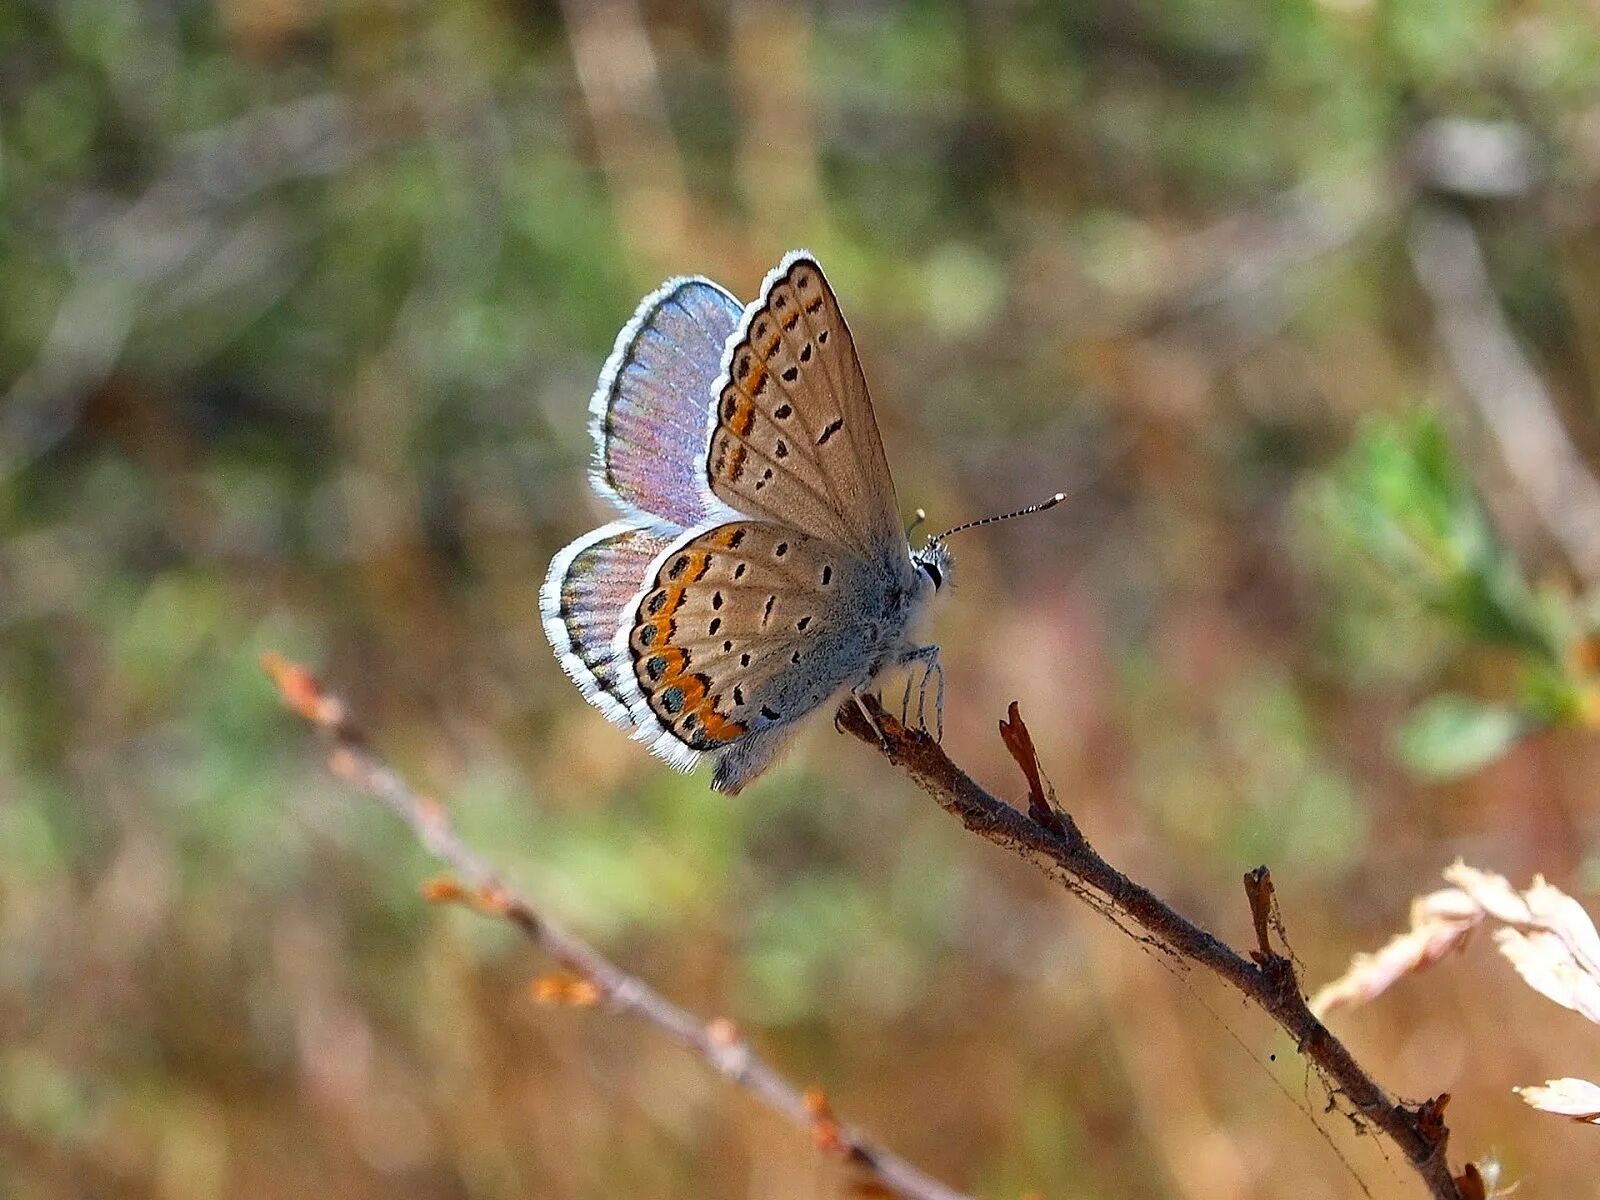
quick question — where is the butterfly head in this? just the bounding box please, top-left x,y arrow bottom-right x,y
912,538 -> 953,593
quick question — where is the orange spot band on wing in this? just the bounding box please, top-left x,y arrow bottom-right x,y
696,699 -> 746,743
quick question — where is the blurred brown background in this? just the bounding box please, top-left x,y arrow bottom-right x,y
6,1 -> 1600,1197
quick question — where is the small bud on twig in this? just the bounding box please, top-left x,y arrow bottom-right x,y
529,973 -> 603,1007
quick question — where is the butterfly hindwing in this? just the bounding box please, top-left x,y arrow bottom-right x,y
703,252 -> 905,562
541,521 -> 677,727
590,277 -> 743,528
618,520 -> 885,789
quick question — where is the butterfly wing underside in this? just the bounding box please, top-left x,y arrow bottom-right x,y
703,253 -> 906,564
618,520 -> 881,792
541,522 -> 677,728
591,277 -> 742,528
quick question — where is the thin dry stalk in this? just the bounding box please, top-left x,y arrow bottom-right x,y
262,652 -> 970,1200
1409,205 -> 1600,582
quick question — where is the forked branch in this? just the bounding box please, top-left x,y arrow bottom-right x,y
836,696 -> 1469,1200
262,653 -> 969,1200
265,642 -> 1469,1200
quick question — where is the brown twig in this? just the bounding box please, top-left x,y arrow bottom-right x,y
836,694 -> 1466,1200
261,653 -> 970,1200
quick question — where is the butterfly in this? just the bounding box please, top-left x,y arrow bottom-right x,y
541,251 -> 1059,794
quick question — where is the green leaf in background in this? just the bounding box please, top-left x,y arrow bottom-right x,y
1396,693 -> 1527,780
1318,409 -> 1558,658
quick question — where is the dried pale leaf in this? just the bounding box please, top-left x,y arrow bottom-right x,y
1494,928 -> 1600,1024
1514,1077 -> 1600,1123
1443,861 -> 1531,925
1522,877 -> 1600,971
1415,885 -> 1486,924
1310,888 -> 1480,1017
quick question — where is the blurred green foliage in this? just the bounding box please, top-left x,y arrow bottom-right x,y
1317,411 -> 1600,779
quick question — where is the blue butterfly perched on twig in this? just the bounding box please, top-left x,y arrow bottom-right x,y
542,251 -> 1061,794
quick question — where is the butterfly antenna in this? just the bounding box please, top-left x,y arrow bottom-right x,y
929,492 -> 1067,543
906,508 -> 928,538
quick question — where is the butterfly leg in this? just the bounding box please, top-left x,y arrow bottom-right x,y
849,684 -> 892,749
916,659 -> 944,741
896,645 -> 943,741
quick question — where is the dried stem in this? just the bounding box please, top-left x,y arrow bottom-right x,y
261,653 -> 969,1200
1408,205 -> 1600,583
265,642 -> 1468,1199
838,697 -> 1467,1200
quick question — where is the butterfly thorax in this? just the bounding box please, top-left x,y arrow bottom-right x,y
861,550 -> 939,683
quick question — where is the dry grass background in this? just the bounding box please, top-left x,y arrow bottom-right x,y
6,2 -> 1600,1197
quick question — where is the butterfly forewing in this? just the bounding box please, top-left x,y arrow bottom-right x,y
705,254 -> 905,564
540,521 -> 676,728
591,277 -> 742,528
623,521 -> 880,760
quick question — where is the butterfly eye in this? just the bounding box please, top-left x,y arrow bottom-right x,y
922,561 -> 944,589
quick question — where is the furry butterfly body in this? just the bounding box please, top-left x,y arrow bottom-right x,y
542,252 -> 945,793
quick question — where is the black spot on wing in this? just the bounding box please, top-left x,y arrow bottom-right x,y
817,418 -> 844,446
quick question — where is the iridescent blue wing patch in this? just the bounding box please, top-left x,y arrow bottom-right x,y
589,277 -> 743,528
540,521 -> 678,728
